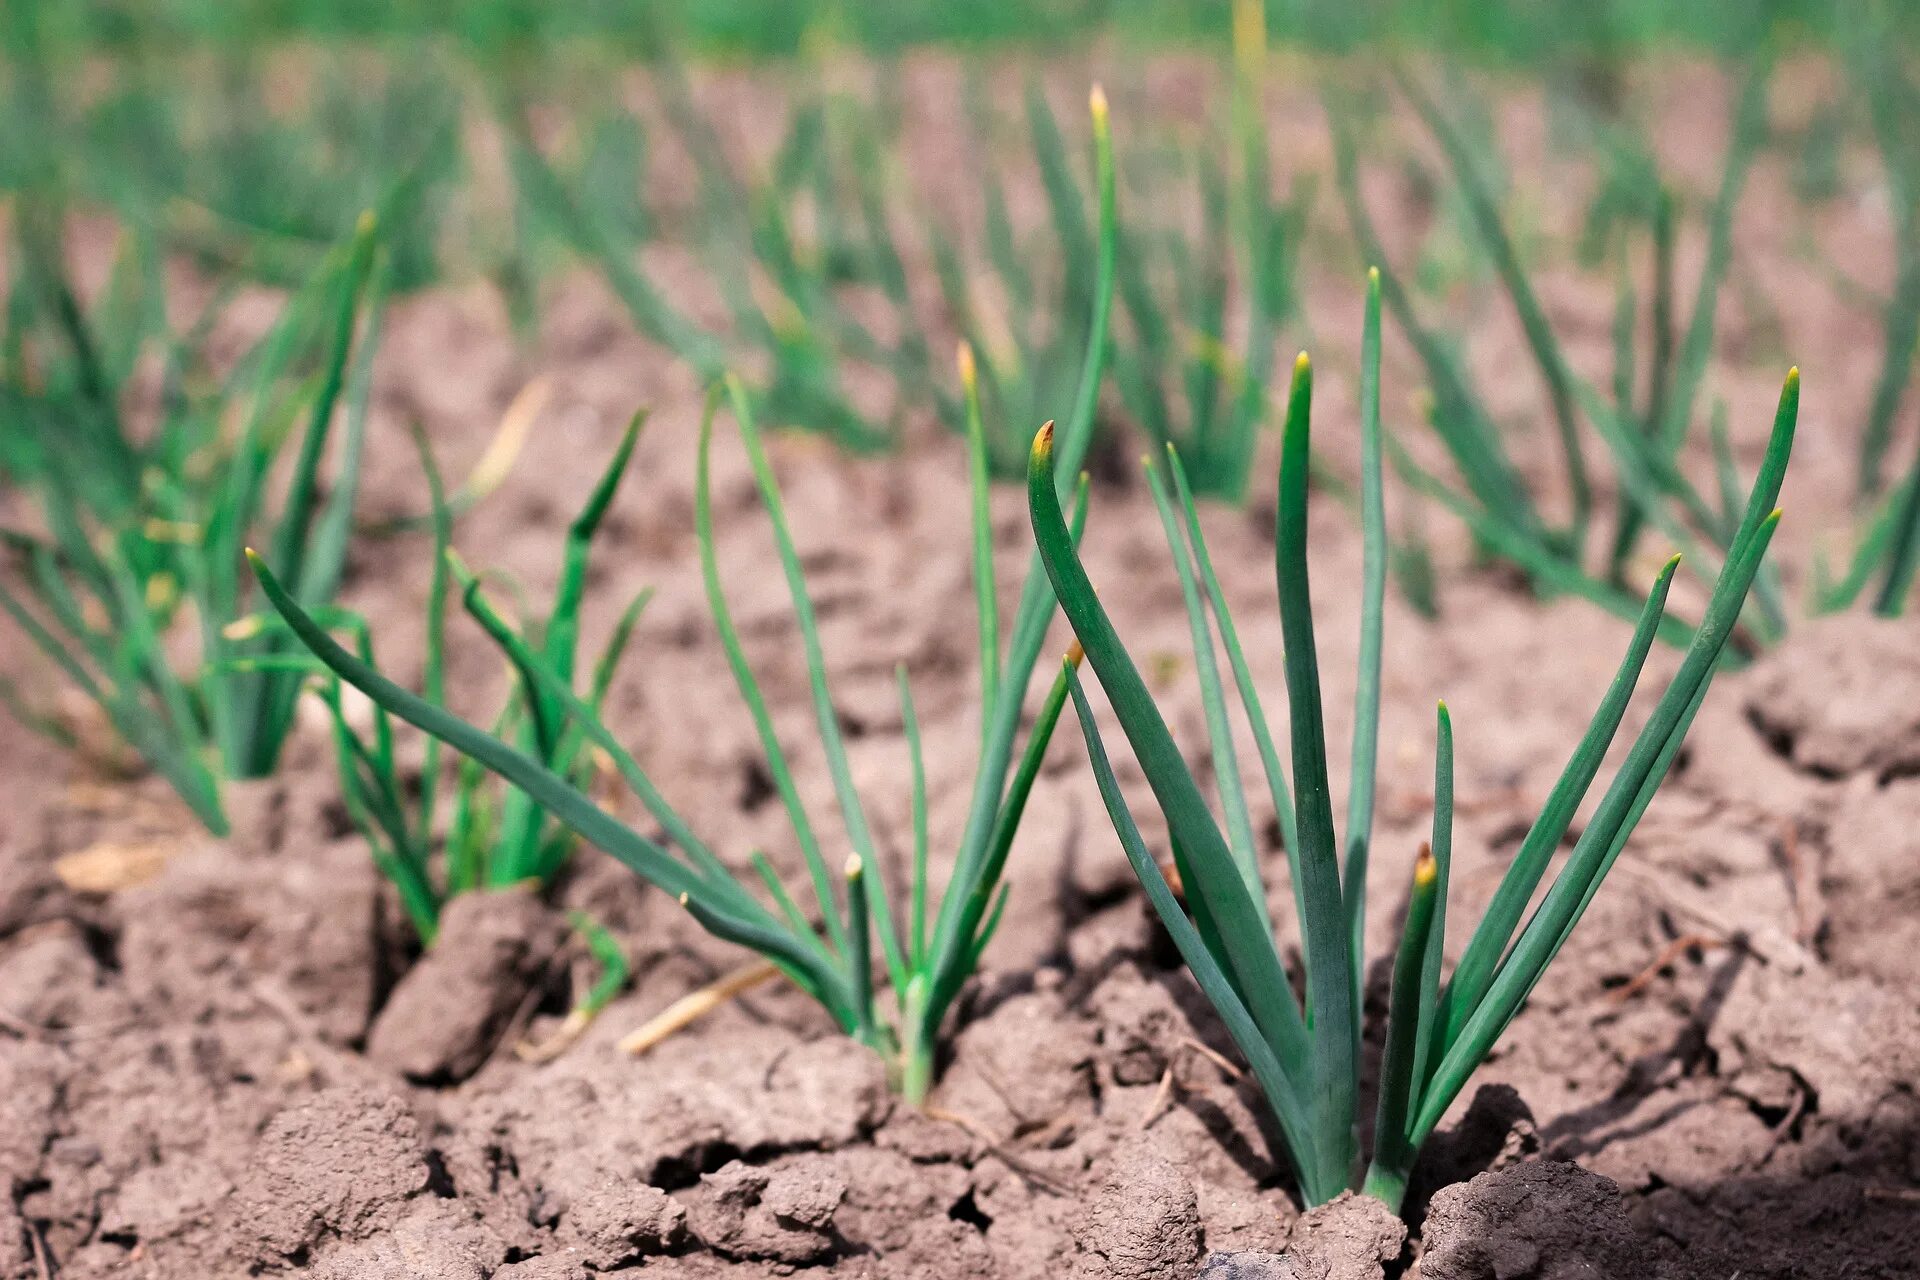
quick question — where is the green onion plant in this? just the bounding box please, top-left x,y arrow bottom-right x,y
236,421 -> 647,1044
272,420 -> 653,945
1387,57 -> 1920,625
1029,266 -> 1798,1212
0,210 -> 383,833
1331,62 -> 1803,641
1106,0 -> 1309,502
1848,19 -> 1920,500
928,77 -> 1113,475
252,86 -> 1118,1099
503,58 -> 942,452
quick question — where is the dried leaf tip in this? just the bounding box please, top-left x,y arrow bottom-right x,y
1066,639 -> 1086,668
1414,842 -> 1437,887
1032,420 -> 1057,463
677,892 -> 690,907
845,854 -> 864,880
957,341 -> 976,390
1367,265 -> 1381,287
1293,350 -> 1311,376
1089,85 -> 1109,128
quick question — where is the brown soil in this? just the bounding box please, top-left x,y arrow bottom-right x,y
4,54 -> 1919,1279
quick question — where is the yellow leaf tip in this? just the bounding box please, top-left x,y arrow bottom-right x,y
1066,639 -> 1086,668
845,854 -> 863,879
1293,350 -> 1311,374
1414,843 -> 1438,887
957,340 -> 976,388
1368,265 -> 1381,284
1033,420 -> 1056,461
1089,85 -> 1109,125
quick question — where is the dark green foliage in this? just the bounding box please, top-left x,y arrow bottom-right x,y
1031,269 -> 1797,1212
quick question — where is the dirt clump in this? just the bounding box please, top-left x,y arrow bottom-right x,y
490,1259 -> 590,1280
118,832 -> 382,1045
306,1201 -> 510,1280
543,1172 -> 686,1267
1409,1084 -> 1541,1207
1743,615 -> 1920,778
0,920 -> 124,1031
1071,1139 -> 1203,1278
1198,1253 -> 1298,1279
1283,1192 -> 1406,1280
366,884 -> 568,1083
937,987 -> 1100,1138
1417,1160 -> 1649,1279
229,1083 -> 435,1267
441,1029 -> 890,1259
1195,1192 -> 1404,1280
686,1156 -> 848,1264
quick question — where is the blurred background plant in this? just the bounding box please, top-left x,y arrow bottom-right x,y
0,208 -> 383,833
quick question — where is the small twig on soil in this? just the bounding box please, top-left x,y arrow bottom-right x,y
1607,933 -> 1726,1006
1777,818 -> 1824,947
976,1059 -> 1043,1129
516,1007 -> 594,1064
1769,1080 -> 1808,1144
923,1105 -> 1077,1197
0,1007 -> 58,1043
1612,862 -> 1816,973
617,960 -> 781,1057
1178,1035 -> 1245,1080
494,952 -> 567,1068
1140,1065 -> 1178,1131
969,1059 -> 1083,1152
1138,1037 -> 1246,1131
0,1005 -> 137,1044
28,1219 -> 53,1280
1864,1186 -> 1920,1204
